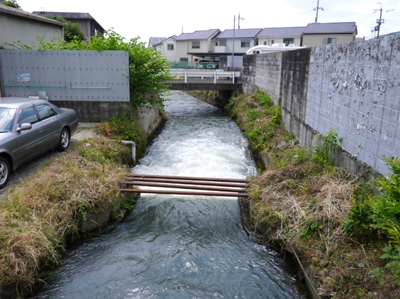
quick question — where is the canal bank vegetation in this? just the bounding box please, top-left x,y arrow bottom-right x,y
0,116 -> 147,298
224,90 -> 400,298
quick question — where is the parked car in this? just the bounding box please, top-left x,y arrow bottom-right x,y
0,98 -> 78,189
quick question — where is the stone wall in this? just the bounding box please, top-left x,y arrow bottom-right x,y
242,37 -> 400,176
243,52 -> 284,105
307,38 -> 400,176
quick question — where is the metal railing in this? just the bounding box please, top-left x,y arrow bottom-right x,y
170,69 -> 241,84
169,61 -> 219,69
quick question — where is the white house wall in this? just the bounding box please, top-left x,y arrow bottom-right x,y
162,40 -> 177,62
226,38 -> 256,54
303,34 -> 355,47
258,36 -> 302,46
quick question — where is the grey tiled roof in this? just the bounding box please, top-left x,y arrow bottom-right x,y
216,28 -> 262,39
149,37 -> 166,46
32,11 -> 94,19
257,27 -> 305,37
303,22 -> 357,34
175,29 -> 220,40
0,5 -> 65,27
32,11 -> 105,33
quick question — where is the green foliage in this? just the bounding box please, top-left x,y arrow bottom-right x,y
314,129 -> 343,165
274,145 -> 312,168
381,244 -> 400,283
301,219 -> 324,239
55,17 -> 85,42
247,109 -> 261,121
1,0 -> 20,9
347,157 -> 400,282
375,157 -> 400,202
253,89 -> 274,109
345,183 -> 375,236
371,158 -> 400,243
10,30 -> 171,108
95,113 -> 147,160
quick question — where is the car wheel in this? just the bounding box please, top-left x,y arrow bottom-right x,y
0,157 -> 10,189
57,128 -> 70,151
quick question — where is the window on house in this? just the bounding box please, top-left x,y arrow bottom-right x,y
219,40 -> 227,46
167,44 -> 174,50
180,58 -> 188,62
283,38 -> 294,46
271,40 -> 274,45
264,41 -> 267,45
241,40 -> 250,48
192,41 -> 200,49
327,38 -> 337,44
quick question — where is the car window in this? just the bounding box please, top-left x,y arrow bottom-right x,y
35,104 -> 57,120
19,106 -> 39,125
0,108 -> 15,132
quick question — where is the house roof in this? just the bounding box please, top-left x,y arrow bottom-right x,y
216,28 -> 263,39
0,5 -> 65,27
257,27 -> 306,38
32,11 -> 105,33
149,37 -> 166,46
175,29 -> 220,41
303,22 -> 357,35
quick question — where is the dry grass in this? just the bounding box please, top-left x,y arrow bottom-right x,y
248,160 -> 400,298
0,137 -> 131,298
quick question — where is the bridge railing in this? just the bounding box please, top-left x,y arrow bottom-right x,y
170,69 -> 241,84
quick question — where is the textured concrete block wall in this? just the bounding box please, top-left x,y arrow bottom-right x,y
281,48 -> 313,147
306,37 -> 400,175
242,37 -> 400,176
242,53 -> 283,104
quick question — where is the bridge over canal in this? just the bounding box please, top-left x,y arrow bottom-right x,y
164,70 -> 242,103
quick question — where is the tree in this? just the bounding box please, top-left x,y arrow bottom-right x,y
2,0 -> 21,9
43,16 -> 85,42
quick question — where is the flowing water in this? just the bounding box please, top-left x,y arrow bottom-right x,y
38,91 -> 305,299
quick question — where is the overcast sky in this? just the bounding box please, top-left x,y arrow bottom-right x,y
16,0 -> 400,44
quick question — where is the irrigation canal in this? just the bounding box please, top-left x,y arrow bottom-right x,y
38,91 -> 306,298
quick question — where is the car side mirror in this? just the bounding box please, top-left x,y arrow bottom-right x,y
17,123 -> 32,132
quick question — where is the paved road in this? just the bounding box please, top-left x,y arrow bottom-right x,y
0,125 -> 97,199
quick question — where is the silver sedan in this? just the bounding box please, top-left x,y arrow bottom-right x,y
0,98 -> 78,189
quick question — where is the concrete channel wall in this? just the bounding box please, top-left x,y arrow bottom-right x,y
243,37 -> 400,176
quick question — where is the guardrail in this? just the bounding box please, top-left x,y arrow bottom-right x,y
170,69 -> 241,84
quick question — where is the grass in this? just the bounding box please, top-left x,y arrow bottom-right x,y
224,90 -> 400,298
0,127 -> 142,298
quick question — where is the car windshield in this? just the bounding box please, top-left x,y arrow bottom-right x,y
0,107 -> 16,132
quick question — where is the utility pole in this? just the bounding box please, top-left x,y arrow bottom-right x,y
373,3 -> 384,38
238,12 -> 245,29
314,0 -> 324,23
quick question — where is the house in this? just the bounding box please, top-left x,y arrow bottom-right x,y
0,5 -> 65,49
151,36 -> 178,63
215,28 -> 262,54
32,11 -> 105,40
148,37 -> 166,50
172,29 -> 221,65
256,27 -> 305,46
302,22 -> 357,47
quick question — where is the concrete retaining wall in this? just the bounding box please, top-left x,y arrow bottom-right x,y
242,37 -> 400,176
